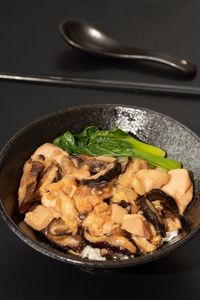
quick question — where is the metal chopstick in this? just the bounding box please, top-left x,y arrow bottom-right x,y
0,72 -> 200,97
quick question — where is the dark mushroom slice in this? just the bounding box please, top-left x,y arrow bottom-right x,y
46,232 -> 83,251
80,161 -> 122,188
71,155 -> 114,174
36,163 -> 62,195
47,218 -> 74,236
70,155 -> 84,168
44,218 -> 84,251
18,159 -> 44,214
84,230 -> 137,255
85,158 -> 110,174
136,196 -> 166,237
146,189 -> 188,232
146,189 -> 179,216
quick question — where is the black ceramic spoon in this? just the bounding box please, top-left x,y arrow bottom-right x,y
59,19 -> 197,77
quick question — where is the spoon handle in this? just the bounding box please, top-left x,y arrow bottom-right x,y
1,72 -> 200,97
116,48 -> 196,76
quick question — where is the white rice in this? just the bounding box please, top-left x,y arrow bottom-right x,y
162,230 -> 178,243
81,245 -> 106,261
81,231 -> 178,261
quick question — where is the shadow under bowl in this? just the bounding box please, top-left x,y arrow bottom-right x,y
0,104 -> 200,269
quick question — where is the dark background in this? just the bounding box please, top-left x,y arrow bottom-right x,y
0,1 -> 200,299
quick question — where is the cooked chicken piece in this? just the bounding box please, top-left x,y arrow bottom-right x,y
118,159 -> 148,188
132,236 -> 157,253
72,164 -> 91,180
95,183 -> 113,199
111,204 -> 127,224
18,159 -> 44,213
73,185 -> 104,214
83,203 -> 113,236
42,189 -> 78,235
24,205 -> 54,231
163,217 -> 182,232
32,143 -> 69,161
122,214 -> 151,239
132,169 -> 169,195
111,184 -> 137,204
109,224 -> 125,236
41,177 -> 77,198
162,169 -> 193,215
84,231 -> 137,254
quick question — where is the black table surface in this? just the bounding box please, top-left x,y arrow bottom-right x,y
1,1 -> 200,299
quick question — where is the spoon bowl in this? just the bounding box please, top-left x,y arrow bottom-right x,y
59,19 -> 197,77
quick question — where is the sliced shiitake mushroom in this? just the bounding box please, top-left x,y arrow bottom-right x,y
146,189 -> 179,216
47,218 -> 73,236
80,161 -> 122,188
84,230 -> 137,254
44,218 -> 84,251
136,196 -> 166,237
18,159 -> 44,213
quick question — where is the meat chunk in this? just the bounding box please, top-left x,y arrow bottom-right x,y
32,142 -> 69,162
132,169 -> 169,195
73,185 -> 103,214
162,169 -> 193,215
111,204 -> 127,224
83,203 -> 113,236
118,159 -> 148,188
132,236 -> 157,254
24,205 -> 54,231
163,217 -> 182,232
41,177 -> 77,198
122,214 -> 150,239
111,184 -> 137,204
42,189 -> 78,235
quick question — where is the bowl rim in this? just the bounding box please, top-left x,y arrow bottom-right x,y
0,103 -> 200,268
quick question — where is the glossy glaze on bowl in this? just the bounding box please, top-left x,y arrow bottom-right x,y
0,104 -> 200,269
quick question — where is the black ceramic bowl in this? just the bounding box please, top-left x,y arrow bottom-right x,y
0,104 -> 200,269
